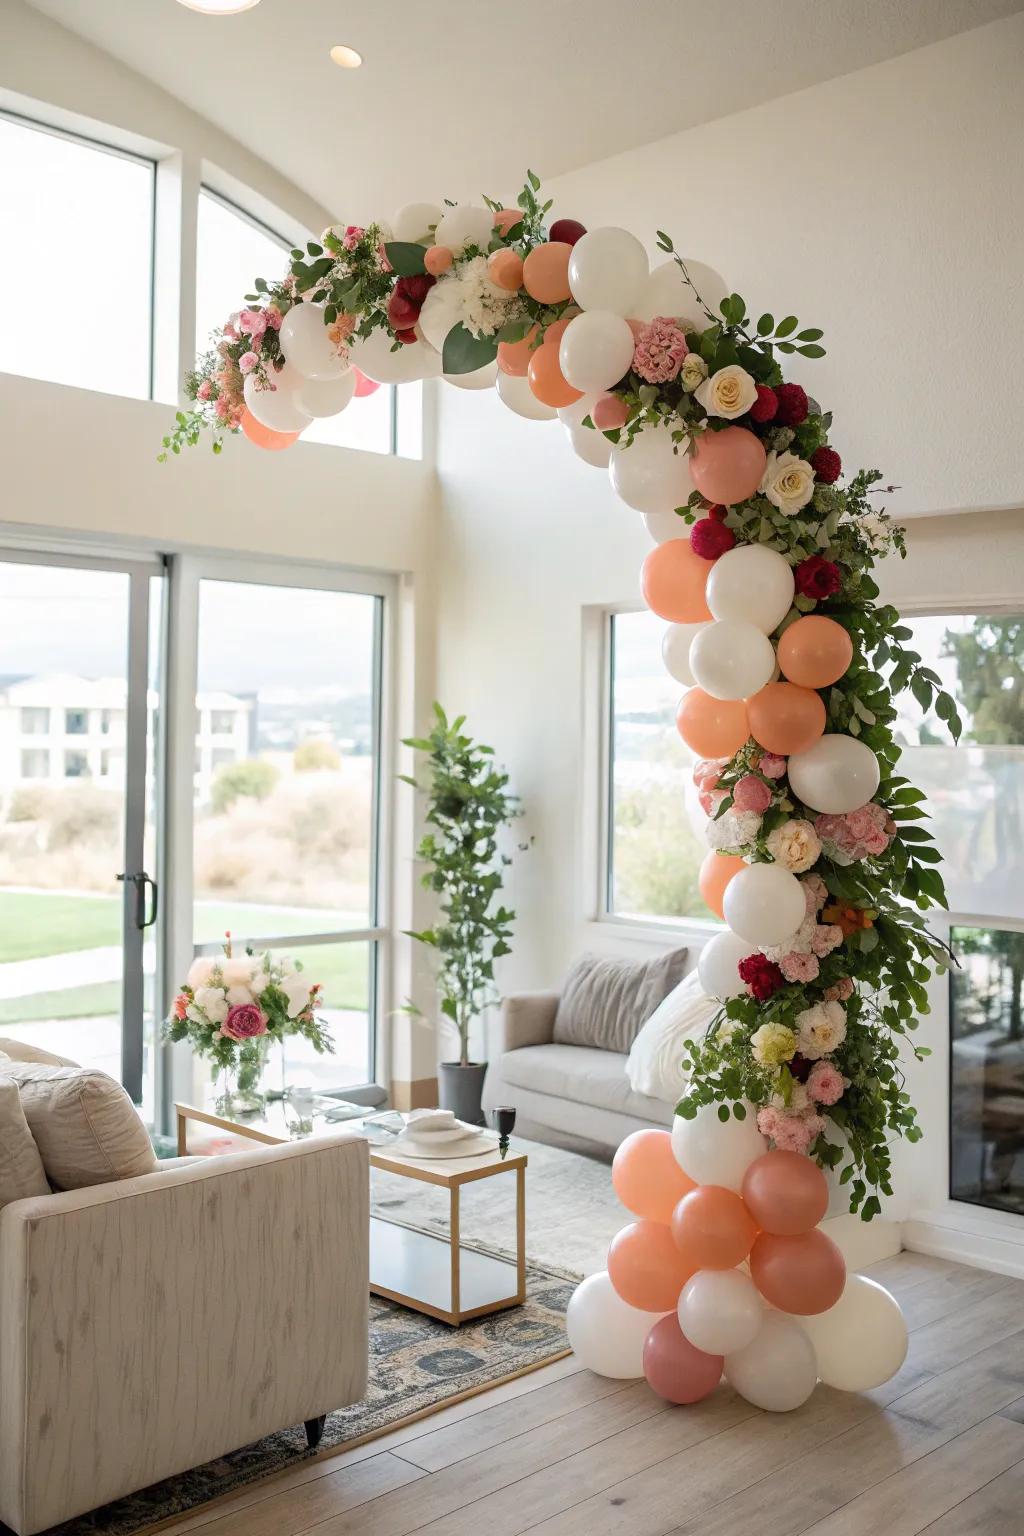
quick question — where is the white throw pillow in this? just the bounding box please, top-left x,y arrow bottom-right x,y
0,1076 -> 50,1210
626,969 -> 719,1104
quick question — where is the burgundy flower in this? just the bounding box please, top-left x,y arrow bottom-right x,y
811,445 -> 842,483
788,1052 -> 812,1083
795,555 -> 842,600
221,1003 -> 268,1041
690,519 -> 736,560
775,382 -> 809,426
395,274 -> 436,306
394,328 -> 418,345
706,504 -> 728,523
737,954 -> 785,1001
749,385 -> 778,423
387,291 -> 422,331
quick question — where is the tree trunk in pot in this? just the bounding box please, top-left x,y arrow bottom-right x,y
438,1061 -> 488,1126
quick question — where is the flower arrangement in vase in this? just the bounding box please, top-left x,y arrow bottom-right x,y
164,933 -> 333,1116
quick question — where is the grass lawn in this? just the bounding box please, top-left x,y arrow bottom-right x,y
0,892 -> 121,962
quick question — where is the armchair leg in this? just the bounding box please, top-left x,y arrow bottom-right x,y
304,1414 -> 327,1450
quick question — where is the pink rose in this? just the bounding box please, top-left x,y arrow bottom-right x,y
264,305 -> 283,331
807,1061 -> 845,1106
238,351 -> 260,374
811,923 -> 844,957
863,829 -> 890,856
342,225 -> 364,250
779,952 -> 820,983
733,775 -> 772,813
758,754 -> 786,779
847,806 -> 877,841
221,1003 -> 268,1041
814,814 -> 844,843
239,308 -> 267,338
824,977 -> 855,1002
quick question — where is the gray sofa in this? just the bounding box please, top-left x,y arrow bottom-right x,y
482,990 -> 673,1155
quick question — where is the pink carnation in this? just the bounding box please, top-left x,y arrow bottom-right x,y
733,775 -> 772,813
847,805 -> 879,840
779,952 -> 820,983
632,316 -> 689,384
811,923 -> 845,957
238,308 -> 267,338
807,1061 -> 845,1106
264,305 -> 283,331
757,1105 -> 782,1140
758,754 -> 787,779
771,1114 -> 817,1154
238,351 -> 260,374
197,379 -> 213,400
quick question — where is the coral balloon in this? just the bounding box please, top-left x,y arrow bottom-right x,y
240,409 -> 300,450
698,850 -> 746,920
592,394 -> 629,431
527,345 -> 582,408
746,682 -> 826,757
424,246 -> 453,276
640,539 -> 712,623
777,616 -> 854,689
487,248 -> 524,292
492,207 -> 524,236
607,1220 -> 696,1312
353,369 -> 380,397
671,1185 -> 758,1270
742,1151 -> 829,1236
612,1129 -> 696,1224
690,426 -> 767,506
496,325 -> 539,377
750,1229 -> 847,1315
642,1316 -> 722,1404
522,242 -> 572,304
676,689 -> 749,759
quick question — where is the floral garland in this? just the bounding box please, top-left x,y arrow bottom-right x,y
162,174 -> 961,1224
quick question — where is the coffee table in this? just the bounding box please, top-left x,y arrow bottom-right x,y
175,1100 -> 527,1327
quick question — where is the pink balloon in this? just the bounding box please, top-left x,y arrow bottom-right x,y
353,368 -> 380,398
612,1129 -> 696,1224
742,1150 -> 829,1236
750,1229 -> 846,1315
643,1315 -> 723,1404
690,426 -> 767,506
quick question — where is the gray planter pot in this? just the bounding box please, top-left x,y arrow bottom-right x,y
438,1061 -> 488,1126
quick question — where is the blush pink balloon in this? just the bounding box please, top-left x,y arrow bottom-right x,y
750,1229 -> 846,1315
690,426 -> 767,506
643,1315 -> 723,1404
593,394 -> 629,431
742,1150 -> 829,1236
353,369 -> 380,398
608,1220 -> 697,1312
613,1129 -> 696,1224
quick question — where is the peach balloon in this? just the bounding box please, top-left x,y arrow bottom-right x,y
698,850 -> 746,919
522,241 -> 572,304
777,616 -> 854,689
492,207 -> 524,235
542,312 -> 578,348
676,689 -> 750,759
671,1185 -> 758,1270
643,1316 -> 722,1404
750,1229 -> 847,1315
640,539 -> 712,623
240,408 -> 300,451
527,345 -> 582,408
742,1151 -> 829,1236
593,394 -> 629,431
608,1220 -> 697,1312
487,248 -> 524,292
746,682 -> 825,756
424,245 -> 453,276
613,1129 -> 696,1224
496,325 -> 539,377
690,426 -> 767,506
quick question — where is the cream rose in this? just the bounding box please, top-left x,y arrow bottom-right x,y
680,353 -> 708,392
766,818 -> 822,873
694,363 -> 758,420
194,985 -> 229,1024
760,450 -> 815,514
795,1000 -> 847,1060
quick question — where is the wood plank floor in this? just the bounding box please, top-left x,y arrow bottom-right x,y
160,1254 -> 1024,1536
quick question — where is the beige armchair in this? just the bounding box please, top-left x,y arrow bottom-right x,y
0,1134 -> 369,1536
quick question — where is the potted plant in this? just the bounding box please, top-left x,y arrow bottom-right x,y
402,704 -> 527,1125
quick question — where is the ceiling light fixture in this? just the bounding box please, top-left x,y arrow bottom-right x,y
330,44 -> 363,69
175,0 -> 261,15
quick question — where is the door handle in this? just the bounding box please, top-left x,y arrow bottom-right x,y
117,872 -> 159,930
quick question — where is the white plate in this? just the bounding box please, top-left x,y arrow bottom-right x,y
392,1131 -> 499,1160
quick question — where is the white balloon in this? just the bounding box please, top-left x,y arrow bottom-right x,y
642,508 -> 689,544
636,259 -> 730,328
444,360 -> 498,390
661,622 -> 708,686
557,392 -> 600,429
566,423 -> 613,468
243,365 -> 312,434
723,863 -> 806,947
495,370 -> 556,421
679,1269 -> 764,1356
609,425 -> 693,515
350,328 -> 441,385
796,1275 -> 907,1392
787,735 -> 881,815
294,369 -> 356,418
278,302 -> 348,381
688,620 -> 777,701
433,204 -> 493,254
568,226 -> 649,316
565,1271 -> 666,1379
697,929 -> 755,1001
391,201 -> 443,243
725,1311 -> 818,1412
706,545 -> 795,635
559,311 -> 635,394
671,1099 -> 766,1193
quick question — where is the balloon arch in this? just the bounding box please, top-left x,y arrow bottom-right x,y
165,173 -> 960,1411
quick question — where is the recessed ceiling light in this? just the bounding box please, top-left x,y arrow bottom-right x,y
330,44 -> 363,69
175,0 -> 261,14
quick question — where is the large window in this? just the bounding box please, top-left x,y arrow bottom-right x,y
0,113 -> 154,398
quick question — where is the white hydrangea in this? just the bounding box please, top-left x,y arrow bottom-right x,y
705,810 -> 761,852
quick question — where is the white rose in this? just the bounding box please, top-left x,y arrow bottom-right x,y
225,983 -> 255,1008
795,1001 -> 847,1060
694,364 -> 758,420
680,353 -> 708,392
186,956 -> 216,990
860,512 -> 889,550
194,986 -> 229,1024
760,450 -> 815,514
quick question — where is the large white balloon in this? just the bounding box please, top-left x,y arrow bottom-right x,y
557,392 -> 600,430
661,622 -> 708,686
787,735 -> 881,815
391,201 -> 443,242
725,1311 -> 818,1412
433,204 -> 493,253
568,227 -> 649,315
565,1271 -> 667,1379
278,303 -> 348,381
609,426 -> 693,515
636,259 -> 730,328
671,1099 -> 766,1193
566,423 -> 613,468
444,360 -> 498,390
678,1269 -> 764,1356
243,365 -> 312,434
294,369 -> 356,418
642,508 -> 689,543
495,370 -> 557,421
559,311 -> 635,394
796,1275 -> 907,1392
351,328 -> 441,385
697,929 -> 755,1001
688,620 -> 777,702
706,545 -> 795,635
723,863 -> 806,947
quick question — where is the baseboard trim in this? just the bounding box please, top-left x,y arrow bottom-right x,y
390,1076 -> 439,1111
903,1218 -> 1024,1279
